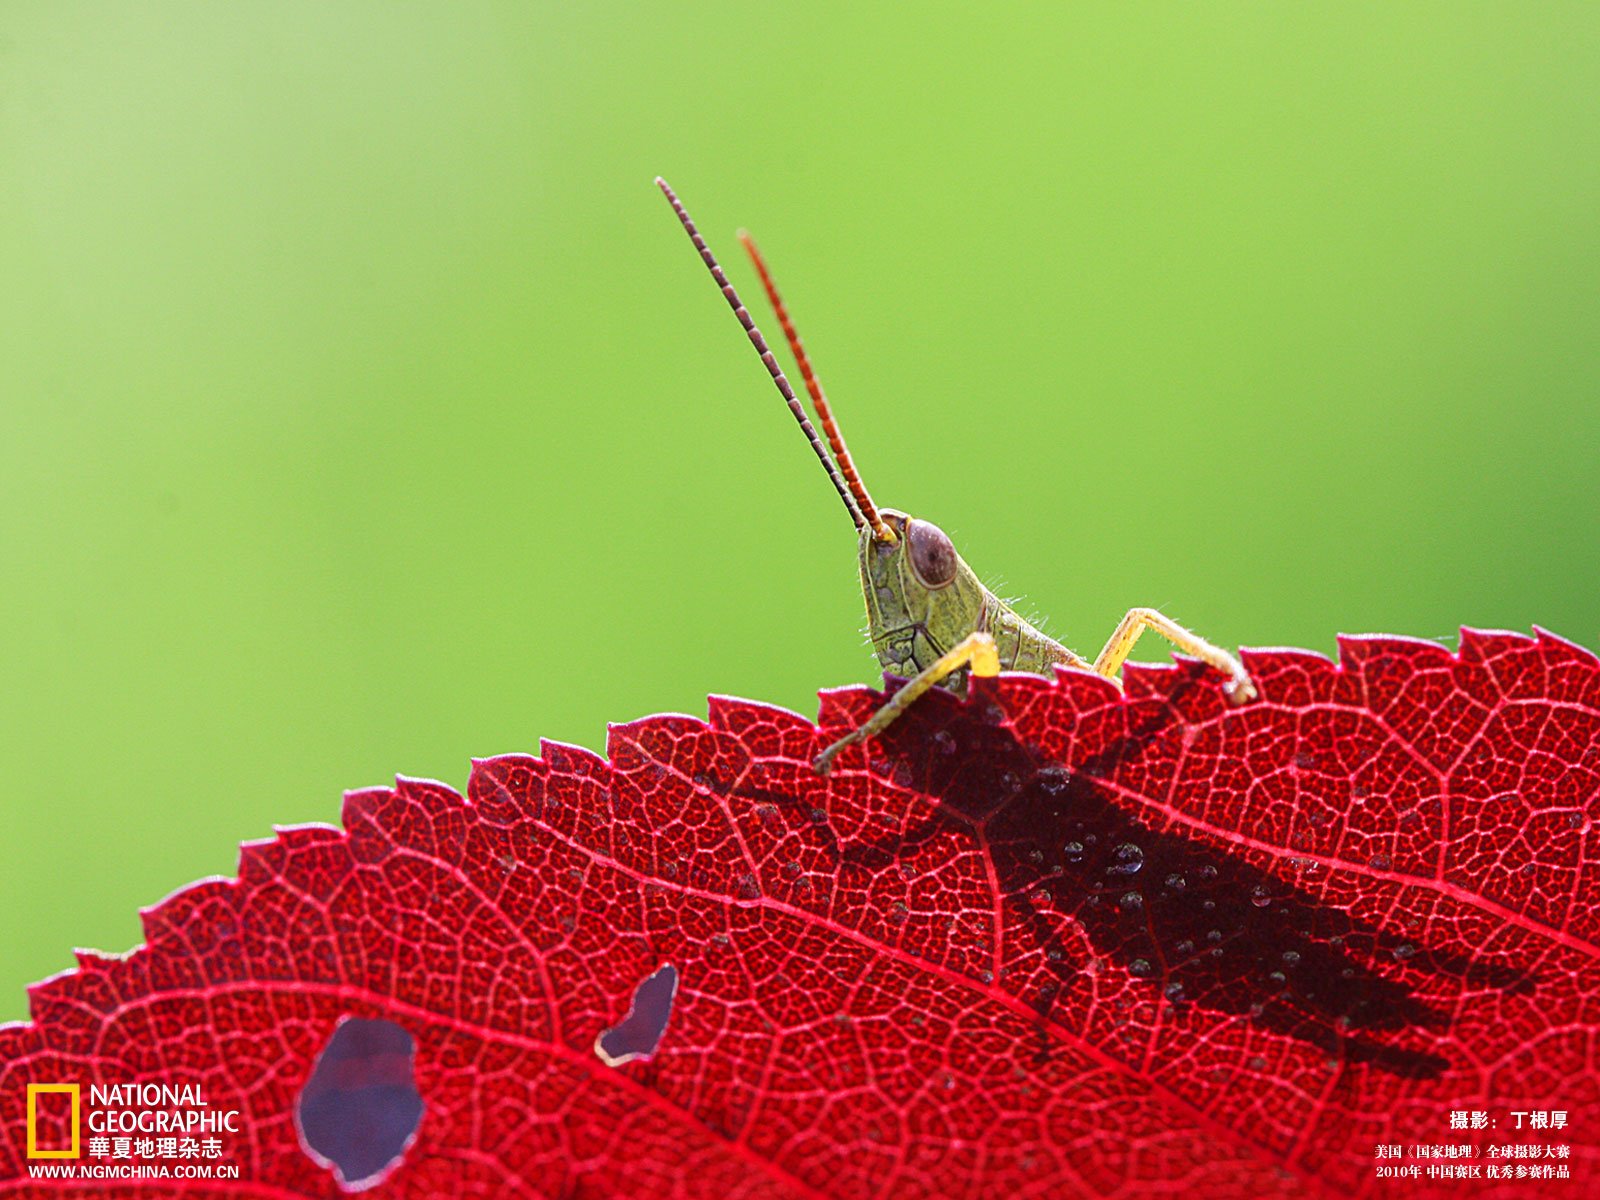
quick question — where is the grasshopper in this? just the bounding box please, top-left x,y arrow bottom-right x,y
656,179 -> 1256,775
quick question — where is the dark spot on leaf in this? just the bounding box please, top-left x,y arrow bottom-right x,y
296,1016 -> 424,1192
596,963 -> 678,1067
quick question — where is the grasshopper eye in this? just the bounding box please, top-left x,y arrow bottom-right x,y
907,519 -> 957,588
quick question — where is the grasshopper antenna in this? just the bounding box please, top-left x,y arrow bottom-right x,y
655,177 -> 866,533
738,230 -> 894,543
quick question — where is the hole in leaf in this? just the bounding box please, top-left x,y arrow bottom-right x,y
296,1016 -> 424,1192
595,962 -> 678,1067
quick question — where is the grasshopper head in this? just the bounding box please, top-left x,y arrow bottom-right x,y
859,510 -> 988,679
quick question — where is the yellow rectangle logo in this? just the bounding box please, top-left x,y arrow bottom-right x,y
26,1083 -> 80,1159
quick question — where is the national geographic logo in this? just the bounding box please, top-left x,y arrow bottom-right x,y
25,1084 -> 80,1159
21,1081 -> 240,1162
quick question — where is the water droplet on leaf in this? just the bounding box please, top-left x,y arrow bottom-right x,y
1106,843 -> 1144,876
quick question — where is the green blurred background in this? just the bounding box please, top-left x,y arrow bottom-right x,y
2,3 -> 1597,1019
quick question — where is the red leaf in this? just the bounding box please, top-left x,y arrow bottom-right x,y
2,629 -> 1596,1197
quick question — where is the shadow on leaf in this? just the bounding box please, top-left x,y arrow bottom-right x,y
813,674 -> 1531,1082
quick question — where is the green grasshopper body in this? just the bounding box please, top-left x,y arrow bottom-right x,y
656,179 -> 1254,774
859,509 -> 1077,681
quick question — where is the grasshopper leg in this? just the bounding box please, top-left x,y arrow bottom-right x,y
1093,607 -> 1256,702
814,631 -> 1001,775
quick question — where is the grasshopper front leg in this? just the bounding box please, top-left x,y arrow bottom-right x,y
815,632 -> 1001,775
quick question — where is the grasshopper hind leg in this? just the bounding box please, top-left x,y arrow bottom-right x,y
1093,607 -> 1256,702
